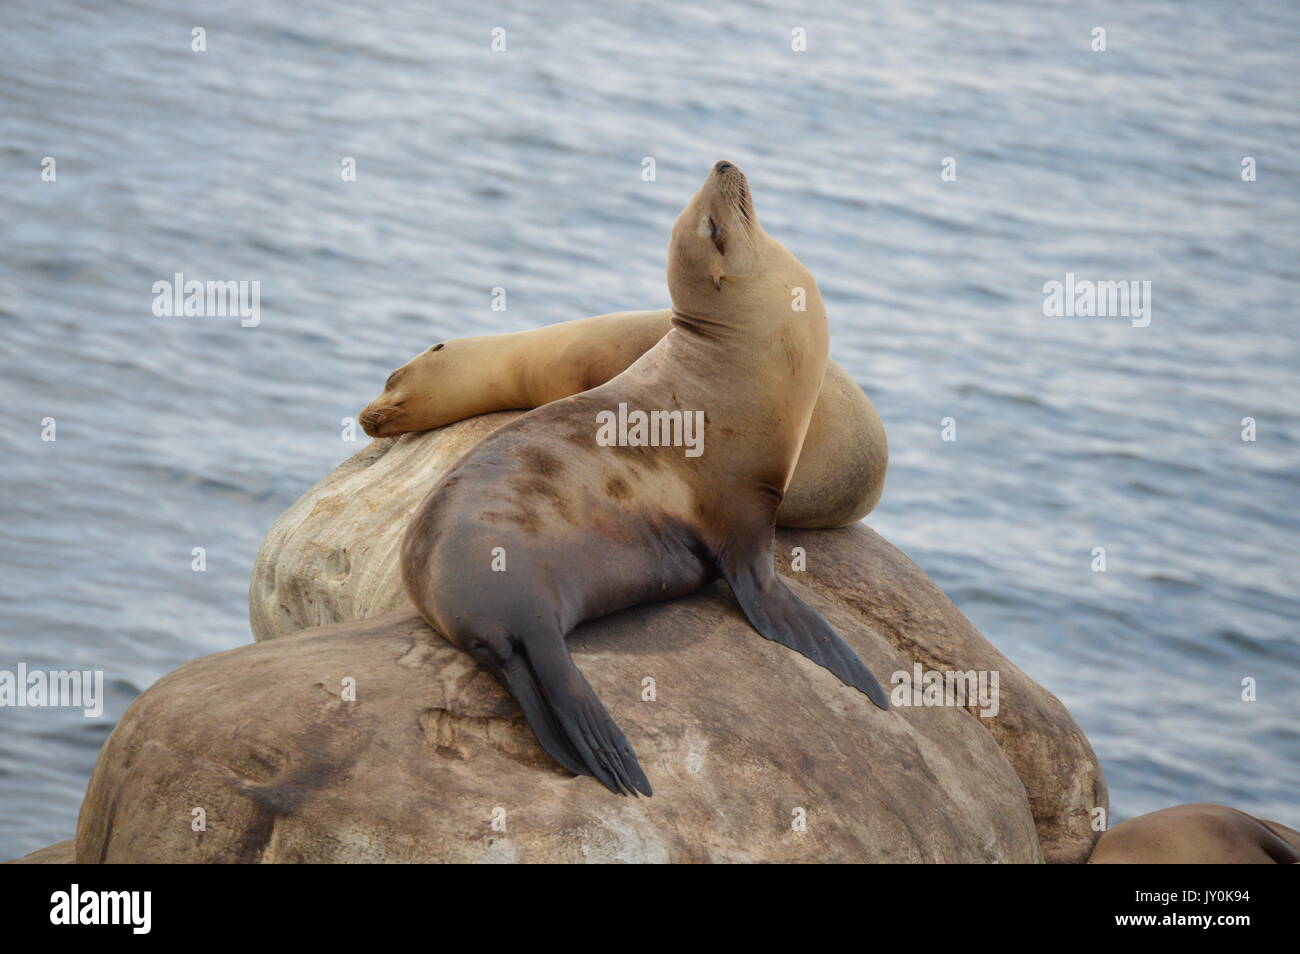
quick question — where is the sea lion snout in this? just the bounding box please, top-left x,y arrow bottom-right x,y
711,160 -> 745,188
359,402 -> 401,437
706,161 -> 752,223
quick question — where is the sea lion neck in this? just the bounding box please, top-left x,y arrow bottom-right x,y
668,307 -> 747,342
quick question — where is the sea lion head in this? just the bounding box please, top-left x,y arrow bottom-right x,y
668,161 -> 763,305
359,341 -> 457,437
668,161 -> 809,321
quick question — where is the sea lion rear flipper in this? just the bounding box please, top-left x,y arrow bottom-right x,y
501,638 -> 653,797
721,550 -> 890,711
498,654 -> 593,780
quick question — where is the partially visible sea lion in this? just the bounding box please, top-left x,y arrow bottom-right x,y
360,313 -> 887,529
1088,803 -> 1300,864
400,162 -> 889,795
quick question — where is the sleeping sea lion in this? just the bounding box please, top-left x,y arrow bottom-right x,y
360,313 -> 887,528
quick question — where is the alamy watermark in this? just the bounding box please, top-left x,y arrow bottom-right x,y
0,664 -> 103,717
50,884 -> 150,934
890,663 -> 1000,718
152,272 -> 260,327
595,403 -> 705,458
1042,272 -> 1151,328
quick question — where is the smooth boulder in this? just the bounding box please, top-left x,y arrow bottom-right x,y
80,603 -> 1045,862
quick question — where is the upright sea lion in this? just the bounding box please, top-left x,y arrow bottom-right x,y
401,162 -> 889,795
360,313 -> 887,528
1088,803 -> 1300,864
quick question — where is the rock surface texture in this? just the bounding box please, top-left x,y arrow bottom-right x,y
4,840 -> 75,864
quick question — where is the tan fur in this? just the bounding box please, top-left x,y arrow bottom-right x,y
1088,803 -> 1300,864
360,315 -> 887,528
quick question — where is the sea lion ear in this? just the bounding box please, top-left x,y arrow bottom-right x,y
713,274 -> 723,292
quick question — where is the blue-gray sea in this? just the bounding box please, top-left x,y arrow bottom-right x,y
1,0 -> 1297,860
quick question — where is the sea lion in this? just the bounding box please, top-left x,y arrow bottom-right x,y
360,312 -> 887,528
1088,803 -> 1300,864
400,161 -> 889,795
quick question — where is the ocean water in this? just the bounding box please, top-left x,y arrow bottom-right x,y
1,0 -> 1297,859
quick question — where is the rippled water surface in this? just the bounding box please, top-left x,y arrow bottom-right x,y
2,0 -> 1297,858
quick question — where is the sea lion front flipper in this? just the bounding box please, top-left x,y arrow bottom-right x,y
720,546 -> 890,711
500,636 -> 653,797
